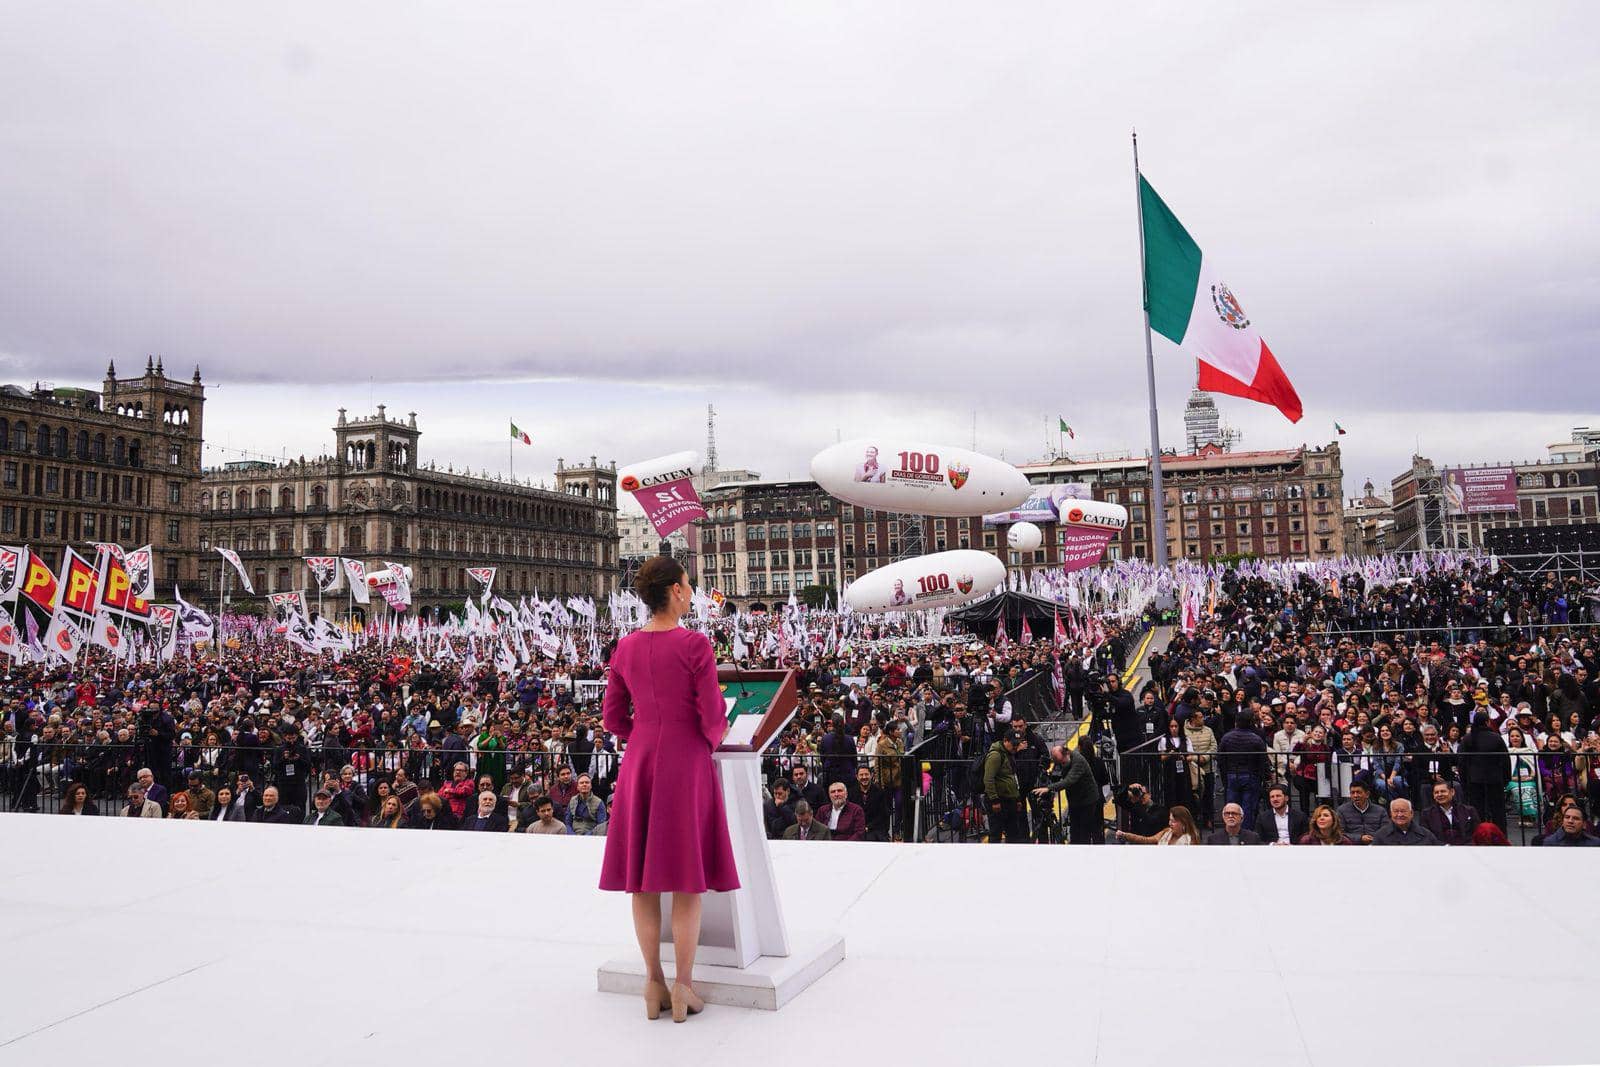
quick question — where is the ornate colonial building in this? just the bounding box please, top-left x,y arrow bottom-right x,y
199,407 -> 618,613
0,358 -> 206,586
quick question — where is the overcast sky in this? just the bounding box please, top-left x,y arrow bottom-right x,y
3,2 -> 1596,504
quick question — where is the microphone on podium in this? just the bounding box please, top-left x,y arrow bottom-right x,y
717,658 -> 752,699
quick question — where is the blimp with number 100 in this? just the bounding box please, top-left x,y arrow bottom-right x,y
844,549 -> 1007,614
811,438 -> 1032,517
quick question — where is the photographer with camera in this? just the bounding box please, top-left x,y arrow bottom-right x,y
1033,742 -> 1104,844
1112,781 -> 1167,844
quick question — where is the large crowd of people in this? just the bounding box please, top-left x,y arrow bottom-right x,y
1114,560 -> 1600,845
5,556 -> 1599,847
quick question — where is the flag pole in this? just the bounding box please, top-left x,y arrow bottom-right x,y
1134,129 -> 1170,572
217,565 -> 227,664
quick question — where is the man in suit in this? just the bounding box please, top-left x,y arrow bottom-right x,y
1373,798 -> 1439,846
765,779 -> 797,839
305,789 -> 345,826
781,800 -> 832,841
1417,780 -> 1480,846
253,785 -> 300,824
850,766 -> 890,841
1255,784 -> 1308,845
460,790 -> 509,832
821,781 -> 867,841
123,782 -> 162,818
1204,803 -> 1263,845
789,765 -> 825,810
135,767 -> 168,813
225,773 -> 263,822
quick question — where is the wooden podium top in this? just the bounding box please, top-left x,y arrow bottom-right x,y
715,667 -> 800,753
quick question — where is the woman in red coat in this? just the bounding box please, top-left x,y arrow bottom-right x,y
600,556 -> 739,1023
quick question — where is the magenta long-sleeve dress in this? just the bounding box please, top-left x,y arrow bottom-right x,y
598,627 -> 741,894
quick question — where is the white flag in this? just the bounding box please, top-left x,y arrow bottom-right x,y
215,546 -> 254,594
342,558 -> 371,604
150,605 -> 179,663
44,610 -> 86,663
0,611 -> 20,657
90,608 -> 131,659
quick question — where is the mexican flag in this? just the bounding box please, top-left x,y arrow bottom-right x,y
511,421 -> 532,446
1058,417 -> 1075,440
1140,175 -> 1303,422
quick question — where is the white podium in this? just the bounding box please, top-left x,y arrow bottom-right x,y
596,752 -> 846,1011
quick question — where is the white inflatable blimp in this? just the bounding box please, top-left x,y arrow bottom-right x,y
1006,521 -> 1043,552
811,438 -> 1031,517
617,450 -> 701,493
1057,498 -> 1128,532
366,564 -> 413,589
844,549 -> 1006,614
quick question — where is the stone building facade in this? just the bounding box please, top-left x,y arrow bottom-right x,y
1389,432 -> 1600,553
199,407 -> 618,613
699,479 -> 843,608
0,358 -> 205,586
696,442 -> 1346,606
1013,442 -> 1346,570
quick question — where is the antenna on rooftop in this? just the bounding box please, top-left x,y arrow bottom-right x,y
705,403 -> 718,473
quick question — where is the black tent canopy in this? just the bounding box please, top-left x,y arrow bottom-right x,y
946,590 -> 1075,641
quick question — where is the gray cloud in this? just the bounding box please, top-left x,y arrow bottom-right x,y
1,2 -> 1597,491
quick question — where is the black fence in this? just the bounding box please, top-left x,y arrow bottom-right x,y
9,738 -> 1590,848
2,742 -> 617,820
1104,738 -> 1588,847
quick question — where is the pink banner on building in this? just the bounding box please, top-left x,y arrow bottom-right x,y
1444,467 -> 1517,514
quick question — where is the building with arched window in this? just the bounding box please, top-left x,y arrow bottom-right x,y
0,358 -> 205,585
199,406 -> 618,614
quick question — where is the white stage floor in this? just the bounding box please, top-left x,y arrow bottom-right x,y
2,814 -> 1596,1067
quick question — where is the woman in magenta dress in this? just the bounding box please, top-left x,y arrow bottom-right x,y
600,556 -> 738,1023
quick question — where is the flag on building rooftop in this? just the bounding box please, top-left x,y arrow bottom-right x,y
511,421 -> 532,446
1058,417 -> 1075,440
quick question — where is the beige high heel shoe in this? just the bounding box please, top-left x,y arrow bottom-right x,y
670,981 -> 704,1023
643,979 -> 672,1020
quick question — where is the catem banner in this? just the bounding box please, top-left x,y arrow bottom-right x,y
983,482 -> 1092,526
619,450 -> 705,538
1057,499 -> 1128,573
1445,467 -> 1517,514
